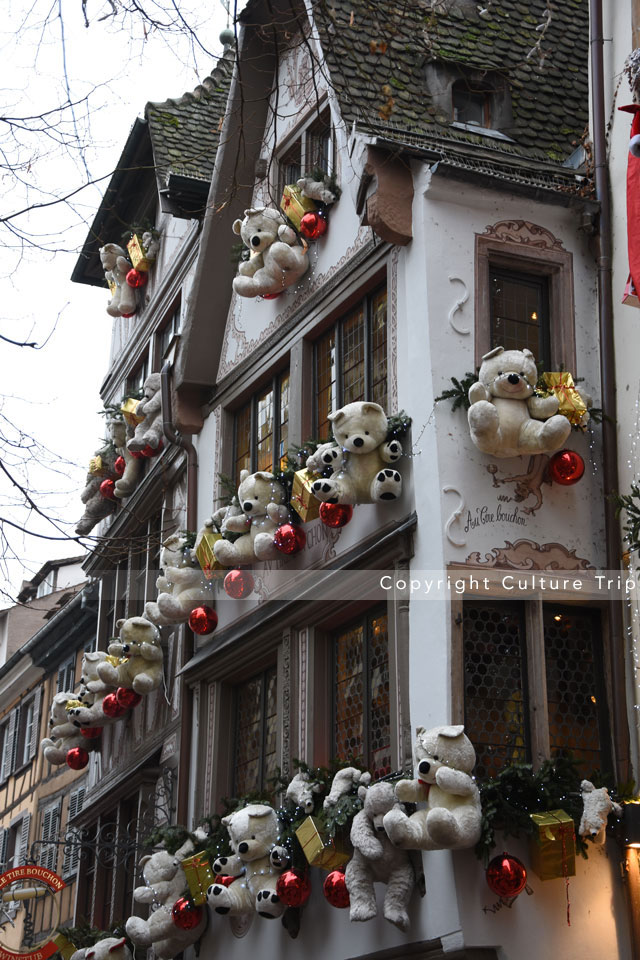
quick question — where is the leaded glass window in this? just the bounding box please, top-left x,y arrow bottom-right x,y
490,269 -> 550,368
233,370 -> 289,485
234,667 -> 278,796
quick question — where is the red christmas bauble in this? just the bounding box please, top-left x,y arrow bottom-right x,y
273,523 -> 307,555
116,687 -> 142,709
299,211 -> 328,240
126,269 -> 148,289
79,726 -> 102,739
224,569 -> 255,599
262,292 -> 281,300
276,870 -> 311,908
215,875 -> 236,888
66,747 -> 89,770
102,692 -> 128,718
323,870 -> 349,908
189,605 -> 218,635
171,897 -> 203,931
99,479 -> 116,500
486,853 -> 527,899
141,439 -> 164,458
129,449 -> 145,460
114,456 -> 126,477
548,449 -> 585,486
121,311 -> 136,318
319,502 -> 353,528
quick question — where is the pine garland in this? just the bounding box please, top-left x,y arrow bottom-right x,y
435,372 -> 478,411
612,482 -> 640,556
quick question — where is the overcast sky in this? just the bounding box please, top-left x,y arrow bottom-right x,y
0,0 -> 231,603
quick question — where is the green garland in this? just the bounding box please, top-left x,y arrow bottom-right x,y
434,372 -> 478,411
612,483 -> 640,557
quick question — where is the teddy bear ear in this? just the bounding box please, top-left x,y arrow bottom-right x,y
328,410 -> 345,424
116,619 -> 125,630
239,469 -> 249,484
221,813 -> 234,827
254,471 -> 275,481
439,724 -> 465,738
108,940 -> 126,954
415,725 -> 426,736
138,855 -> 152,869
360,402 -> 384,416
522,349 -> 534,358
246,803 -> 275,818
232,219 -> 243,235
481,346 -> 504,361
357,784 -> 368,801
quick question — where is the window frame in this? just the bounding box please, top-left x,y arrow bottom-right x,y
231,665 -> 279,797
489,267 -> 551,370
233,369 -> 290,485
475,230 -> 576,372
312,283 -> 388,440
450,573 -> 614,776
57,654 -> 76,695
276,104 -> 335,200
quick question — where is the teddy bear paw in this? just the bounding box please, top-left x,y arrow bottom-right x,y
350,900 -> 378,923
319,446 -> 341,468
541,414 -> 571,450
384,906 -> 410,932
382,807 -> 410,845
426,807 -> 459,846
372,469 -> 402,501
256,889 -> 282,918
311,479 -> 340,503
206,883 -> 232,914
270,846 -> 289,869
382,440 -> 402,462
213,856 -> 229,875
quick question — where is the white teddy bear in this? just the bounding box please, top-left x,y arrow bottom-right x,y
79,650 -> 118,699
100,243 -> 137,318
144,533 -> 211,626
579,779 -> 622,845
213,470 -> 290,567
285,770 -> 324,814
383,725 -> 482,851
307,401 -> 403,504
232,207 -> 309,298
96,617 -> 163,695
323,766 -> 372,812
126,838 -> 206,959
346,781 -> 416,931
127,373 -> 163,454
467,346 -> 571,458
71,936 -> 132,960
297,176 -> 337,205
108,418 -> 142,499
40,692 -> 85,764
75,440 -> 118,536
207,804 -> 289,919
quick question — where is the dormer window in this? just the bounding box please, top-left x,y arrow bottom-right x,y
452,81 -> 490,127
277,107 -> 334,198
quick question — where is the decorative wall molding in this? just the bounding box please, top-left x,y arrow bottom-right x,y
281,630 -> 291,779
481,219 -> 565,250
464,539 -> 593,570
443,486 -> 466,547
390,247 -> 399,413
447,275 -> 470,335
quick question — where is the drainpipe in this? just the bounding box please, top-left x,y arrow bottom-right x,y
161,360 -> 198,826
589,0 -> 629,786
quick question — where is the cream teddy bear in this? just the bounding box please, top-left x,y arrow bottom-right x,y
297,176 -> 337,205
467,346 -> 571,458
96,617 -> 163,695
126,838 -> 206,959
232,207 -> 309,298
79,650 -> 118,699
383,725 -> 482,851
72,937 -> 132,960
127,373 -> 163,454
144,533 -> 211,626
307,401 -> 403,504
285,770 -> 324,814
100,243 -> 137,318
346,781 -> 416,931
40,692 -> 86,764
75,439 -> 118,536
108,418 -> 142,499
323,766 -> 372,811
213,470 -> 290,566
579,779 -> 622,845
207,804 -> 290,919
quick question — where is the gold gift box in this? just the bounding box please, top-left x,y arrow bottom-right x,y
540,372 -> 587,426
295,816 -> 350,871
280,185 -> 317,231
127,233 -> 156,271
88,455 -> 110,478
182,852 -> 215,906
195,531 -> 224,579
289,469 -> 321,523
529,809 -> 576,881
108,279 -> 117,297
52,932 -> 77,960
121,397 -> 145,428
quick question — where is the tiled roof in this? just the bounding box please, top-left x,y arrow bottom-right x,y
312,0 -> 589,187
146,50 -> 234,188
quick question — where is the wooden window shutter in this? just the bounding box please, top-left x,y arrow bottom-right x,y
1,710 -> 17,781
19,814 -> 31,865
29,688 -> 42,761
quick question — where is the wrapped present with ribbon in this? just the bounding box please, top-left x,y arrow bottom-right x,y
182,852 -> 216,906
88,455 -> 111,478
540,372 -> 588,427
529,809 -> 576,881
127,233 -> 156,272
65,699 -> 84,712
195,531 -> 224,579
121,397 -> 145,428
289,469 -> 322,523
280,185 -> 318,231
51,932 -> 77,960
295,816 -> 350,871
